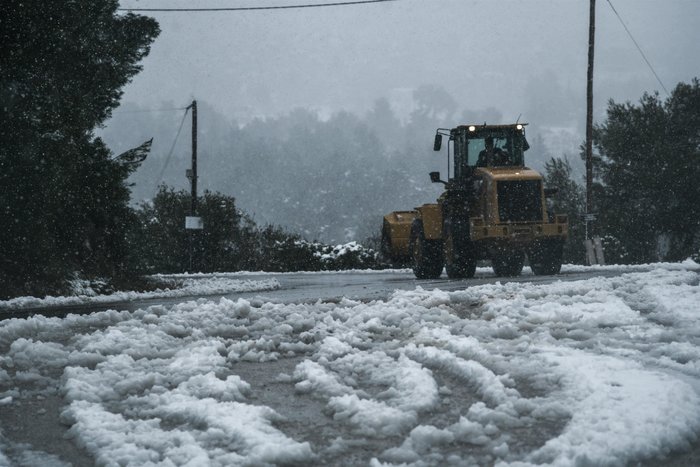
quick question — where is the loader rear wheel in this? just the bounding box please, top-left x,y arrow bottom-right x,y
444,222 -> 476,279
492,250 -> 525,277
410,221 -> 444,279
528,240 -> 563,276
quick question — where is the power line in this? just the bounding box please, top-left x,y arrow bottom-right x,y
153,107 -> 191,199
605,0 -> 669,96
118,0 -> 397,12
113,107 -> 189,114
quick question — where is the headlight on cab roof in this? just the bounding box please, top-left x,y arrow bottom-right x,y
468,125 -> 476,132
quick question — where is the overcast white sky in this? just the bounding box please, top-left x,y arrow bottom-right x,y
116,0 -> 700,129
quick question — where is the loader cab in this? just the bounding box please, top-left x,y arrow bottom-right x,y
446,124 -> 529,181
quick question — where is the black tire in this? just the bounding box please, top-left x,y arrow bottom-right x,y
528,240 -> 563,276
410,221 -> 444,279
444,221 -> 476,279
492,250 -> 525,277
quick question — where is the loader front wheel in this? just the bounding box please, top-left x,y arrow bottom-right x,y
410,221 -> 444,279
444,222 -> 476,279
492,250 -> 525,277
528,240 -> 563,276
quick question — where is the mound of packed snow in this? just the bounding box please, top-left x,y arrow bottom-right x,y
0,277 -> 280,311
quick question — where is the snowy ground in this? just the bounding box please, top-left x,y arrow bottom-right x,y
0,262 -> 658,312
0,277 -> 280,311
1,261 -> 699,466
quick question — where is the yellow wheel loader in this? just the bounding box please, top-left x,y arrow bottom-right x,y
381,123 -> 568,279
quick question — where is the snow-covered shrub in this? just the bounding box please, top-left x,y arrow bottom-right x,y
315,241 -> 379,270
262,239 -> 379,271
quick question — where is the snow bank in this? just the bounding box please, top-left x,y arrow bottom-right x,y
0,277 -> 280,311
0,261 -> 698,465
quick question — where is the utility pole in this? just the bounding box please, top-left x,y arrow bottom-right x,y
584,1 -> 604,265
585,0 -> 595,240
184,100 -> 202,271
191,100 -> 198,217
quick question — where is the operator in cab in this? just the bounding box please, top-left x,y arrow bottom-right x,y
476,136 -> 509,167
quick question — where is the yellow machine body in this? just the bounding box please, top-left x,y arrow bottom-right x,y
381,123 -> 568,278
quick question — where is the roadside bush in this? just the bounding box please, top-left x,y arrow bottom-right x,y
131,187 -> 380,274
316,241 -> 379,270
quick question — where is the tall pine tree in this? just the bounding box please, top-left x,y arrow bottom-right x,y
0,1 -> 159,297
592,79 -> 700,262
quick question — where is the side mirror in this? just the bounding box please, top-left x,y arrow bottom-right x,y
544,188 -> 559,198
433,134 -> 442,151
429,171 -> 446,185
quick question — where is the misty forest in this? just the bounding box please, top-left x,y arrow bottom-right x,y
2,0 -> 700,298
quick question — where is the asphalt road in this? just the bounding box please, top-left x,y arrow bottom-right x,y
1,267 -> 639,322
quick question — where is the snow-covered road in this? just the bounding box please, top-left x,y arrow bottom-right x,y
1,262 -> 699,466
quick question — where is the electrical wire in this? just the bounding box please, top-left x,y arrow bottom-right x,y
153,107 -> 190,199
113,107 -> 189,114
605,0 -> 669,96
118,0 -> 397,12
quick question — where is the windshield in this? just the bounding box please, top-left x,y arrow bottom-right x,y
453,129 -> 527,177
469,136 -> 514,166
